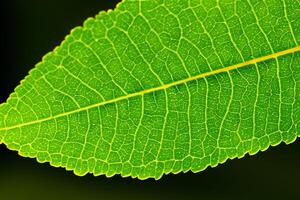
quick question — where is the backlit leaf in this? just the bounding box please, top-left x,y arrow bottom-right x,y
0,0 -> 299,179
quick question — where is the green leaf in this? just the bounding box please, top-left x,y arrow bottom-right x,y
0,0 -> 299,180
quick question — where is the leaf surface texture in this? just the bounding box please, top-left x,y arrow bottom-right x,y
0,0 -> 299,179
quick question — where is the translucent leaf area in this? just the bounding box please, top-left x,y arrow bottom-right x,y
0,0 -> 299,179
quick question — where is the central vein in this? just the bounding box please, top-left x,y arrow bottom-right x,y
1,46 -> 300,131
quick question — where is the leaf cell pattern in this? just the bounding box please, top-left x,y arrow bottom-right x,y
0,0 -> 299,179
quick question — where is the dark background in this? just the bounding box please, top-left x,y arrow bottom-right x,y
0,1 -> 299,200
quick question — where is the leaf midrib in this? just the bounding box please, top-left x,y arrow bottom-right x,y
1,46 -> 300,131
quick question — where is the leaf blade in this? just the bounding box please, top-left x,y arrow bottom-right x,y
0,0 -> 299,179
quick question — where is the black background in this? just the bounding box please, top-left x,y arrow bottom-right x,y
0,1 -> 299,200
